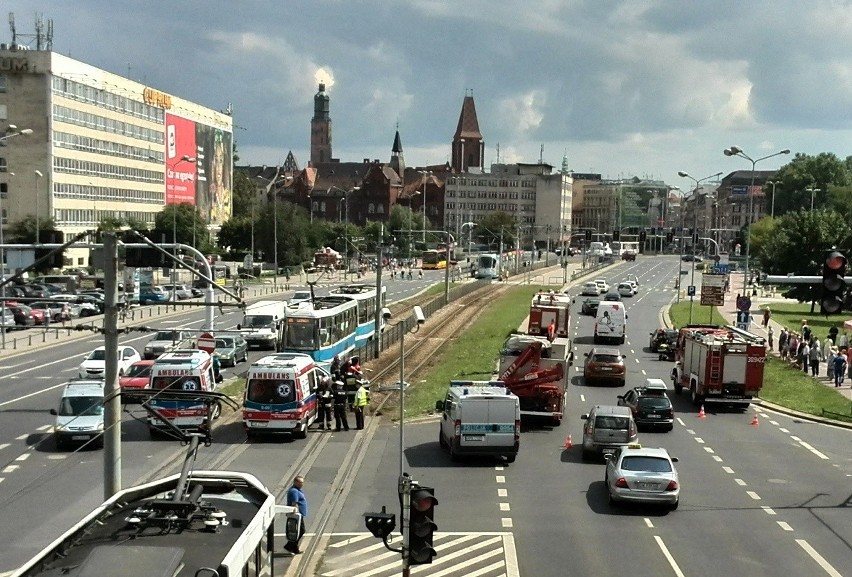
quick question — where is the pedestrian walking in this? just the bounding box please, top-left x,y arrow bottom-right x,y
762,307 -> 771,328
827,346 -> 836,381
809,339 -> 821,377
353,381 -> 369,430
316,377 -> 333,430
418,269 -> 423,280
284,475 -> 307,554
778,328 -> 788,359
801,320 -> 812,343
801,341 -> 810,373
767,326 -> 774,351
332,380 -> 350,431
833,351 -> 847,387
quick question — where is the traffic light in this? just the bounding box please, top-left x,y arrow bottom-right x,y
364,507 -> 396,539
692,230 -> 700,244
821,250 -> 847,315
639,230 -> 647,243
612,230 -> 620,241
35,230 -> 66,271
584,229 -> 592,242
408,484 -> 438,565
650,227 -> 656,236
665,231 -> 673,243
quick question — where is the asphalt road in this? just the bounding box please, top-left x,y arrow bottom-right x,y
324,256 -> 852,577
0,271 -> 444,573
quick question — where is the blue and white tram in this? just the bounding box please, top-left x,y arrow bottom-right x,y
279,296 -> 358,367
328,284 -> 387,347
475,253 -> 500,279
11,452 -> 287,577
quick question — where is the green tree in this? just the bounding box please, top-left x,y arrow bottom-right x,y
759,208 -> 852,303
771,152 -> 850,216
8,216 -> 57,242
153,203 -> 214,253
475,212 -> 517,249
231,170 -> 255,220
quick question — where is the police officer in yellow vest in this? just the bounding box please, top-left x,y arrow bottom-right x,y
353,382 -> 369,430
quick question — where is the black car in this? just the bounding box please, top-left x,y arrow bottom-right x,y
580,297 -> 600,316
649,328 -> 679,352
617,381 -> 674,431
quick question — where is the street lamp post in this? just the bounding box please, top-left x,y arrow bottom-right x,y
766,180 -> 780,218
723,146 -> 790,292
419,171 -> 431,244
168,155 -> 197,308
34,169 -> 43,243
677,172 -> 722,319
806,185 -> 821,212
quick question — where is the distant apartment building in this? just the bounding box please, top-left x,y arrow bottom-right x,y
0,47 -> 233,266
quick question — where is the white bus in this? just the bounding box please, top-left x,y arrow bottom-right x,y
610,241 -> 640,256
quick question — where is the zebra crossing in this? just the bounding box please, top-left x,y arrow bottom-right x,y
317,532 -> 519,577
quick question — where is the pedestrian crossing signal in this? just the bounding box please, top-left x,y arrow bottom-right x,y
821,250 -> 847,315
364,506 -> 396,539
408,485 -> 438,565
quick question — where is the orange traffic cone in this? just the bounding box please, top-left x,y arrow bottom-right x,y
751,413 -> 759,427
697,405 -> 706,419
563,434 -> 573,449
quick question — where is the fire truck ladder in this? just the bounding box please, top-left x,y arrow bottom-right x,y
708,347 -> 722,382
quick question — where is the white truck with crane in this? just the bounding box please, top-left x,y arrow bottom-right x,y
670,324 -> 766,407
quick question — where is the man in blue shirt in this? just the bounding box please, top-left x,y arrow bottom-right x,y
285,475 -> 307,554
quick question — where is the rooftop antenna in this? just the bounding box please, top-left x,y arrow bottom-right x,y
8,12 -> 16,45
496,142 -> 500,164
539,144 -> 544,165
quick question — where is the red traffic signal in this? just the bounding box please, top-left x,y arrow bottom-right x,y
408,485 -> 438,565
821,250 -> 847,315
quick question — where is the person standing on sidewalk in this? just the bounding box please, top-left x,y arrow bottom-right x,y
827,346 -> 837,381
833,350 -> 847,387
801,340 -> 810,373
809,338 -> 822,377
767,326 -> 774,351
284,476 -> 307,554
762,307 -> 771,328
778,328 -> 788,359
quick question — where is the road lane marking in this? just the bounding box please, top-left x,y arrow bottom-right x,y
704,447 -> 714,453
798,441 -> 829,459
653,535 -> 686,577
796,539 -> 843,577
499,502 -> 510,511
644,518 -> 654,528
0,381 -> 69,408
502,532 -> 521,577
14,453 -> 29,462
746,491 -> 761,500
761,506 -> 776,515
779,427 -> 789,433
722,466 -> 734,474
0,443 -> 9,451
498,488 -> 507,497
712,456 -> 723,462
495,476 -> 505,483
501,518 -> 513,528
734,478 -> 746,486
2,465 -> 18,473
694,437 -> 705,444
777,521 -> 794,531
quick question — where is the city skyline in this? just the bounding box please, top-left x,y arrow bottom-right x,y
8,1 -> 850,187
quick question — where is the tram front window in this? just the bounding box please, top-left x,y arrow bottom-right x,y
285,320 -> 318,349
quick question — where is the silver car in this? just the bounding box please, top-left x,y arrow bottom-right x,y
604,445 -> 680,509
580,404 -> 638,460
143,329 -> 193,359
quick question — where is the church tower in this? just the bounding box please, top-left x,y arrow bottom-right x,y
310,83 -> 332,165
389,128 -> 405,179
451,91 -> 484,172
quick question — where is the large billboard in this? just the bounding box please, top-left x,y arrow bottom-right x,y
165,113 -> 233,226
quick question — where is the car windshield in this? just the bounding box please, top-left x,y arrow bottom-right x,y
591,354 -> 621,363
293,292 -> 310,300
594,416 -> 629,429
620,456 -> 673,473
58,396 -> 103,417
154,331 -> 182,341
244,314 -> 273,328
247,378 -> 297,404
87,349 -> 106,361
216,338 -> 235,348
638,397 -> 671,409
125,363 -> 152,378
285,318 -> 318,349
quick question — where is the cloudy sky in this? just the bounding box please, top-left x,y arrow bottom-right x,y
9,1 -> 852,188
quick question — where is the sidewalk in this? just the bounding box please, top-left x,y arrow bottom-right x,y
717,272 -> 852,403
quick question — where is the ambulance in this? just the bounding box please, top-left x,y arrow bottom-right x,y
147,349 -> 219,435
243,352 -> 327,439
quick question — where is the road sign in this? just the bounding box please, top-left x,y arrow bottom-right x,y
700,286 -> 725,306
736,295 -> 751,312
687,285 -> 696,296
197,332 -> 216,354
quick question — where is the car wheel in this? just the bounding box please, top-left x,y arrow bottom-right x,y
505,454 -> 516,464
293,422 -> 307,439
438,429 -> 448,448
449,440 -> 460,462
690,384 -> 702,406
210,402 -> 222,420
54,436 -> 66,451
669,499 -> 679,511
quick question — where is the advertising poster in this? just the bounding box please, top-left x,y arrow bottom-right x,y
165,113 -> 198,205
194,123 -> 233,226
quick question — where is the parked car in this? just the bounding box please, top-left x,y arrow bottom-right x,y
7,304 -> 39,326
28,283 -> 63,296
161,283 -> 193,300
583,347 -> 627,387
119,360 -> 155,389
214,334 -> 249,367
19,285 -> 50,299
617,379 -> 674,431
0,306 -> 15,330
78,345 -> 142,378
604,445 -> 679,509
681,254 -> 703,262
580,297 -> 601,316
138,286 -> 169,305
580,404 -> 638,461
29,301 -> 72,322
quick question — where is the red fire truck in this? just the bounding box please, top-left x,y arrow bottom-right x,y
528,291 -> 571,339
670,324 -> 766,407
499,338 -> 567,425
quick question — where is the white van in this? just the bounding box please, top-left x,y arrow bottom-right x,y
594,301 -> 627,345
237,300 -> 288,350
435,381 -> 520,463
49,379 -> 105,450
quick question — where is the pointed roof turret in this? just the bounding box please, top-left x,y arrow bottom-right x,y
389,128 -> 405,178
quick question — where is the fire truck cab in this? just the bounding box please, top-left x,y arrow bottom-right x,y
671,325 -> 766,407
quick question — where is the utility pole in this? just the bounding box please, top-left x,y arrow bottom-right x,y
103,232 -> 121,498
373,222 -> 384,359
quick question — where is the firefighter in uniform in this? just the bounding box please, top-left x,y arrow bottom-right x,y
353,382 -> 369,430
332,380 -> 350,431
316,377 -> 333,430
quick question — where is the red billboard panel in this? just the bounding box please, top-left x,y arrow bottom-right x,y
165,113 -> 198,205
